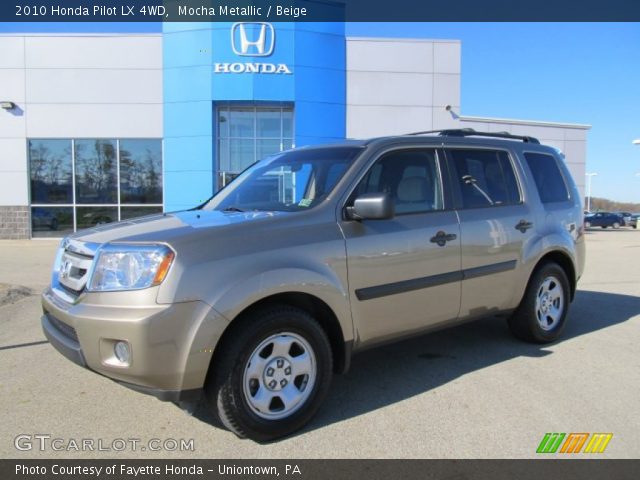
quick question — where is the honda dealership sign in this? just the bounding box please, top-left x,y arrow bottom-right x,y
232,22 -> 274,56
214,22 -> 292,74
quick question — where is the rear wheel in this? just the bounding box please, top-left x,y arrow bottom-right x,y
584,221 -> 591,228
206,305 -> 333,442
508,262 -> 570,343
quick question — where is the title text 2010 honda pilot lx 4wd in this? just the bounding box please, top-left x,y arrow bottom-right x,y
42,129 -> 585,441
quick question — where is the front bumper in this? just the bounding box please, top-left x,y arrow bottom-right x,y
42,312 -> 86,367
41,287 -> 229,402
41,313 -> 201,402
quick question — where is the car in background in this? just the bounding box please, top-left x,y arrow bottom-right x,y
584,212 -> 624,229
80,209 -> 114,227
31,208 -> 58,231
614,212 -> 632,226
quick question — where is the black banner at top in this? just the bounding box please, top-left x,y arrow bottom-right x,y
2,0 -> 640,22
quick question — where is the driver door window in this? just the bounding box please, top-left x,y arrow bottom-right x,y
354,149 -> 444,214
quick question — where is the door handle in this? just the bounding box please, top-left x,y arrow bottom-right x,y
515,220 -> 534,233
430,231 -> 457,247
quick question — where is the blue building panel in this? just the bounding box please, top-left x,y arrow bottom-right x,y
163,136 -> 214,172
293,29 -> 346,69
163,66 -> 213,103
163,28 -> 214,69
163,21 -> 347,209
295,101 -> 346,139
164,101 -> 213,138
163,171 -> 214,211
294,66 -> 346,103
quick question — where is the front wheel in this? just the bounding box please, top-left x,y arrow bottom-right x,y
584,221 -> 591,228
508,262 -> 570,343
206,305 -> 333,442
613,222 -> 620,229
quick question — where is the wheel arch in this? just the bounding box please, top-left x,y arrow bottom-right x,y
205,291 -> 352,391
531,250 -> 577,301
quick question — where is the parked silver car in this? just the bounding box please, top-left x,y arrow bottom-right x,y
42,129 -> 585,441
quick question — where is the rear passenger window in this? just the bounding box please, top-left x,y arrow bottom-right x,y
448,149 -> 521,208
354,149 -> 443,215
523,152 -> 570,203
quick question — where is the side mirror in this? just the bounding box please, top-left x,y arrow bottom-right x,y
346,192 -> 395,221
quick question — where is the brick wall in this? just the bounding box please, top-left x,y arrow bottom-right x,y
0,206 -> 30,239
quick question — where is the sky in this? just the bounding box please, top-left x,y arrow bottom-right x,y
2,22 -> 639,202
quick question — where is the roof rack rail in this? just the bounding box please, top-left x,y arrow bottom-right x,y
406,128 -> 540,144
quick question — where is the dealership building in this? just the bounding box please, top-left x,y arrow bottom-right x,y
0,22 -> 590,239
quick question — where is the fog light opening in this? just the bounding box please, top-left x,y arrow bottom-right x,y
114,341 -> 131,364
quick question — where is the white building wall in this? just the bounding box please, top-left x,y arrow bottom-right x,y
0,34 -> 162,238
346,38 -> 462,137
0,37 -> 28,207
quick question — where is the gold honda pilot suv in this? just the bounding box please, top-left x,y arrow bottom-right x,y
42,129 -> 585,441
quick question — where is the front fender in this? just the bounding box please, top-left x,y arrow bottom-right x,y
206,268 -> 354,344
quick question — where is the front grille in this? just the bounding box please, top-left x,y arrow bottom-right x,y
48,314 -> 79,343
54,239 -> 98,299
59,282 -> 82,297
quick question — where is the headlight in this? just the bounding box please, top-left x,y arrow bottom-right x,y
87,244 -> 175,292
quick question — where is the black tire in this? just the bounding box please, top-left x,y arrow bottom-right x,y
601,226 -> 607,229
205,305 -> 333,442
508,262 -> 570,343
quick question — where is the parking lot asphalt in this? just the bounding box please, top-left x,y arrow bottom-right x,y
0,230 -> 639,459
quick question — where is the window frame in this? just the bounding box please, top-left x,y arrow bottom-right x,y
443,146 -> 525,211
216,104 -> 295,189
521,150 -> 572,205
28,138 -> 163,237
341,146 -> 451,219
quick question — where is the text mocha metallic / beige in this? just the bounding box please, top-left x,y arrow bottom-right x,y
42,129 -> 585,441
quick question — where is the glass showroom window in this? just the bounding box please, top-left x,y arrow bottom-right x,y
28,139 -> 163,238
217,105 -> 294,187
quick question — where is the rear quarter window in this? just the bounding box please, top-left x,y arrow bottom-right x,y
523,152 -> 570,203
448,149 -> 521,209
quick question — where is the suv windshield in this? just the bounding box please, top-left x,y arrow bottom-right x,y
202,146 -> 363,212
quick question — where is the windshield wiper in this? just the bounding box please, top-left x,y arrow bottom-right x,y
222,206 -> 245,213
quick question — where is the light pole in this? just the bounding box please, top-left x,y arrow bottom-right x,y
585,172 -> 598,212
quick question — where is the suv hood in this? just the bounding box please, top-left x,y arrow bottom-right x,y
70,210 -> 288,245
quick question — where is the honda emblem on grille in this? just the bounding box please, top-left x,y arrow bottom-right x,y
59,259 -> 73,280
